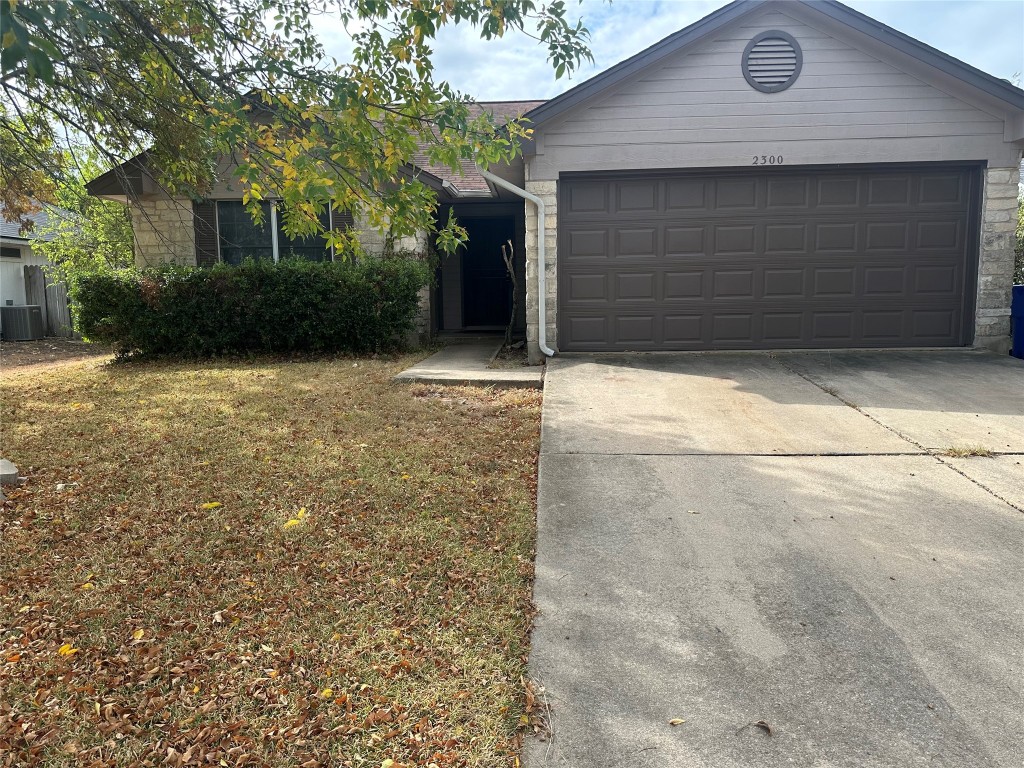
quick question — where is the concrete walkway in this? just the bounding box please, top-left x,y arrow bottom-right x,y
393,341 -> 543,389
528,350 -> 1024,768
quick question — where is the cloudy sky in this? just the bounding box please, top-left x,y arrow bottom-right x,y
314,0 -> 1024,101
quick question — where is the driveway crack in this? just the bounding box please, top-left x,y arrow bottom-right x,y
773,356 -> 1024,514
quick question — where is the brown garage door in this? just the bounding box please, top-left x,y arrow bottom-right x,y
558,165 -> 979,351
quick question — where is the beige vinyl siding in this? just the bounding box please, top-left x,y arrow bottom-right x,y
530,9 -> 1018,179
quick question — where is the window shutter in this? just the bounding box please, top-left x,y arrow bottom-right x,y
333,209 -> 354,230
193,201 -> 218,266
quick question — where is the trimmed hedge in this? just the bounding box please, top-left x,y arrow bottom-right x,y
73,257 -> 431,357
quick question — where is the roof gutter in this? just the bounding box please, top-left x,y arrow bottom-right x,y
475,166 -> 554,357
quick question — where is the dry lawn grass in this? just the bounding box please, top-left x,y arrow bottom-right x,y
0,354 -> 543,768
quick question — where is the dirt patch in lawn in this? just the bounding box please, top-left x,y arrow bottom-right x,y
0,337 -> 111,371
488,344 -> 531,370
0,354 -> 542,767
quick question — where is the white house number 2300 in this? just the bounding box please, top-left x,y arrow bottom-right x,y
752,154 -> 783,165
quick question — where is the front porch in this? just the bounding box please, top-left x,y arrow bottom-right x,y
430,201 -> 527,340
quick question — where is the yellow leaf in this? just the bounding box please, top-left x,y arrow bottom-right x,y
193,684 -> 200,693
79,582 -> 94,591
132,629 -> 145,641
668,718 -> 686,726
320,687 -> 333,698
201,502 -> 222,510
58,644 -> 79,657
283,518 -> 301,529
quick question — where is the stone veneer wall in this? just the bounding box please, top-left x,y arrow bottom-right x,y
131,198 -> 196,267
975,166 -> 1020,352
524,179 -> 557,364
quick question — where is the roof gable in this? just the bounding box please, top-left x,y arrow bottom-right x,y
524,0 -> 1024,130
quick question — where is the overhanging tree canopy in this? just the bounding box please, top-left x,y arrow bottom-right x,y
0,0 -> 591,252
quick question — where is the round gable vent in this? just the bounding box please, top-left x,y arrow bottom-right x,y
742,30 -> 802,93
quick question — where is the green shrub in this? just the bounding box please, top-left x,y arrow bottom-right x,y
73,257 -> 431,357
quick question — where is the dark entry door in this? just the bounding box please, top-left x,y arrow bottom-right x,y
462,216 -> 515,328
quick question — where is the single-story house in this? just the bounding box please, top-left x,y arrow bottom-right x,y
0,207 -> 60,307
88,0 -> 1024,361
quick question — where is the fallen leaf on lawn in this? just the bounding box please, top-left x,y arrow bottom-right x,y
6,653 -> 21,663
283,507 -> 308,528
320,688 -> 333,698
201,502 -> 222,510
79,582 -> 94,591
132,629 -> 145,641
57,644 -> 79,657
668,718 -> 686,726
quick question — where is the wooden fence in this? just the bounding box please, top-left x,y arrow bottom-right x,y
23,265 -> 76,338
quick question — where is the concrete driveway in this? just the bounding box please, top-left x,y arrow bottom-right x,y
527,350 -> 1024,768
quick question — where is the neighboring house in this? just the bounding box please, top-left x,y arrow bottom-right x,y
87,0 -> 1024,360
0,207 -> 60,307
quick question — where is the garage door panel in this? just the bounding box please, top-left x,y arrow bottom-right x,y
919,173 -> 966,205
665,226 -> 705,254
664,314 -> 704,343
560,309 -> 967,351
616,272 -> 657,301
559,166 -> 976,351
617,182 -> 658,212
765,223 -> 808,253
666,179 -> 709,210
816,176 -> 861,207
913,309 -> 957,339
616,228 -> 658,257
566,230 -> 608,260
863,266 -> 906,295
764,268 -> 806,297
715,178 -> 759,209
865,221 -> 910,250
867,175 -> 913,206
917,220 -> 961,250
561,262 -> 964,306
863,310 -> 905,340
766,177 -> 811,209
763,312 -> 805,344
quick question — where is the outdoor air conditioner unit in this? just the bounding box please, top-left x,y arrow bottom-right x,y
0,305 -> 45,341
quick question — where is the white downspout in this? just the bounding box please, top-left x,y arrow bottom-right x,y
475,166 -> 555,357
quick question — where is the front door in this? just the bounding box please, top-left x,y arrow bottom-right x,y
461,216 -> 515,328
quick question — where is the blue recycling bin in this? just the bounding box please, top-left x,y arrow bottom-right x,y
1012,284 -> 1024,359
